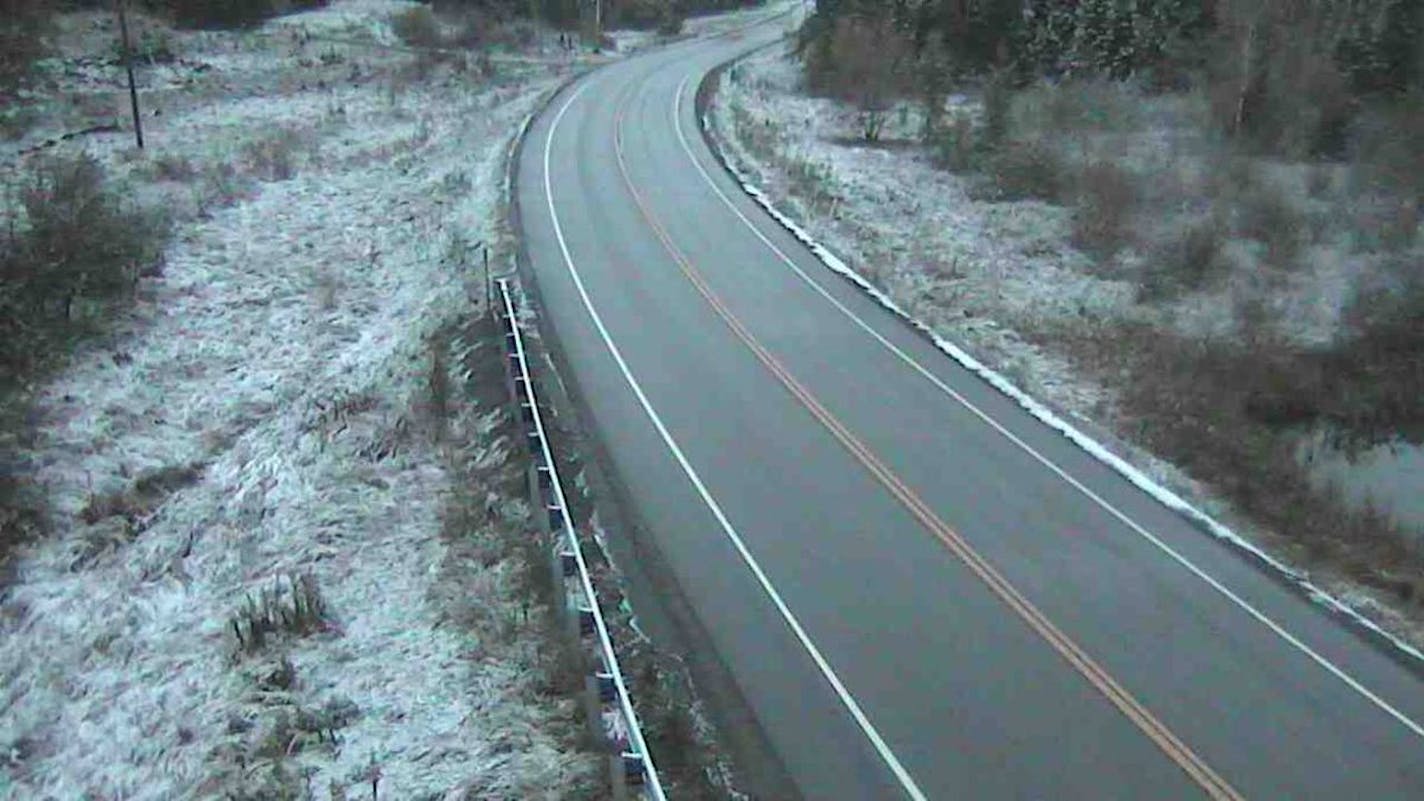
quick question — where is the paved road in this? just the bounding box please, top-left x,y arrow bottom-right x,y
515,17 -> 1424,801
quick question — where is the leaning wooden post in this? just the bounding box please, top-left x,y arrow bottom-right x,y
115,0 -> 144,150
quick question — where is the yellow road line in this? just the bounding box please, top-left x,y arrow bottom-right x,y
609,86 -> 1244,801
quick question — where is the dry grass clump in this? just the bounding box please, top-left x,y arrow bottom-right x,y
71,462 -> 204,568
242,128 -> 313,182
230,572 -> 330,653
150,153 -> 201,182
0,470 -> 45,574
212,655 -> 360,800
80,462 -> 204,525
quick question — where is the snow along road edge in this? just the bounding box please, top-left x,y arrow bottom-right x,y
691,55 -> 1424,675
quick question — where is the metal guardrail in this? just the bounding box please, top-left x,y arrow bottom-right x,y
495,278 -> 666,801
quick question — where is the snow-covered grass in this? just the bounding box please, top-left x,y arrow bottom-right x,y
602,0 -> 797,54
710,43 -> 1424,646
0,3 -> 607,798
716,48 -> 1119,417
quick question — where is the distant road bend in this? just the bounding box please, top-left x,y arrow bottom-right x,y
516,16 -> 1424,800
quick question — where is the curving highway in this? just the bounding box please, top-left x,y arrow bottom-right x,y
514,15 -> 1424,800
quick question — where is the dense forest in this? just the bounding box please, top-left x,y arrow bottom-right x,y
802,0 -> 1423,157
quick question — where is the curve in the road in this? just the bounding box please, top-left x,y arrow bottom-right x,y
542,77 -> 929,800
669,72 -> 1424,745
612,80 -> 1246,801
519,18 -> 1424,799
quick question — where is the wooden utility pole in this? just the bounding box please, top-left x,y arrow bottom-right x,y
116,0 -> 144,149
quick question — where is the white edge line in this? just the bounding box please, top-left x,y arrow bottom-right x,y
542,78 -> 931,801
673,72 -> 1424,740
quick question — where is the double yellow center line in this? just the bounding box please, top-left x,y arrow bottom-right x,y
608,82 -> 1243,801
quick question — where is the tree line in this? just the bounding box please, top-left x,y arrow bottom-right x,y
432,0 -> 763,30
802,0 -> 1423,154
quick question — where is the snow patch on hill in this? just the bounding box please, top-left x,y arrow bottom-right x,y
1,3 -> 601,798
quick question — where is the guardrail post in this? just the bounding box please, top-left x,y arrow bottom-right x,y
584,668 -> 618,747
610,753 -> 629,801
569,597 -> 596,645
611,751 -> 647,801
584,671 -> 606,747
551,544 -> 576,633
493,278 -> 664,801
526,460 -> 542,518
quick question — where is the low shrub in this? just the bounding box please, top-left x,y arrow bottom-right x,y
113,23 -> 178,65
1063,322 -> 1424,606
0,470 -> 45,568
0,104 -> 40,142
197,161 -> 252,213
493,19 -> 539,49
1330,260 -> 1424,444
391,6 -> 442,49
981,70 -> 1012,152
80,463 -> 203,526
1236,186 -> 1305,268
163,0 -> 329,30
783,156 -> 831,206
1071,161 -> 1139,257
2,153 -> 167,567
613,0 -> 673,30
1349,95 -> 1424,208
977,141 -> 1064,203
803,16 -> 914,143
444,6 -> 531,49
0,0 -> 49,95
1203,15 -> 1356,159
657,10 -> 685,37
931,114 -> 977,173
1014,78 -> 1142,137
1140,216 -> 1229,300
1,154 -> 169,375
1347,197 -> 1419,253
1305,165 -> 1336,198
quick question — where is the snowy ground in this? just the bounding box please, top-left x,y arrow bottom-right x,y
713,47 -> 1124,437
713,42 -> 1420,391
602,0 -> 797,54
681,1 -> 801,38
1,3 -> 611,798
710,43 -> 1424,646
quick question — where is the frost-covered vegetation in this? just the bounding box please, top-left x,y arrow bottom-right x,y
715,1 -> 1424,631
0,2 -> 615,797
